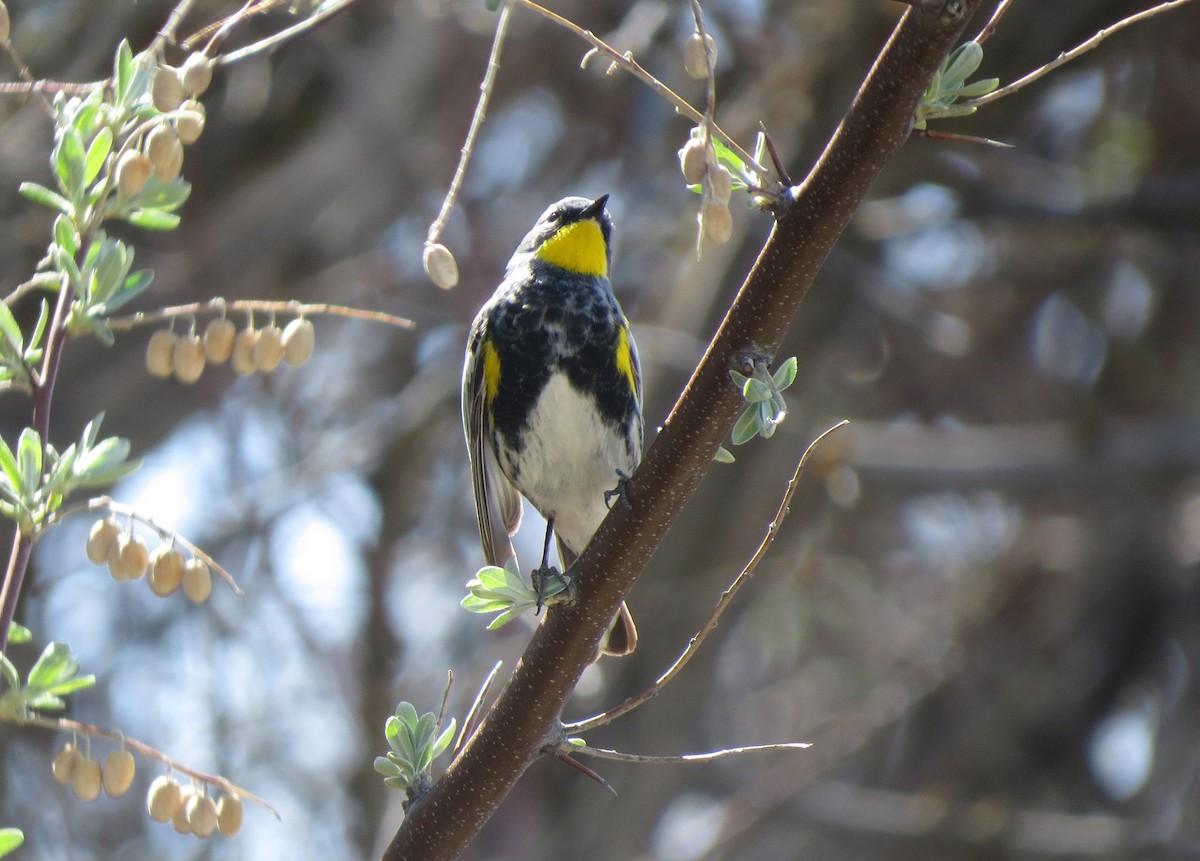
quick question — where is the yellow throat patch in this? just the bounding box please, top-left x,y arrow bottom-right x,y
534,220 -> 608,277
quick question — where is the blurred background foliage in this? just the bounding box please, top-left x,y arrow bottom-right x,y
2,0 -> 1200,858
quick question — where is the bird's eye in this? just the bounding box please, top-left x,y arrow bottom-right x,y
546,210 -> 560,222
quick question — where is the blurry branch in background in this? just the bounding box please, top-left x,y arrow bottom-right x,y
384,2 -> 983,859
961,0 -> 1198,110
103,297 -> 415,332
566,420 -> 849,735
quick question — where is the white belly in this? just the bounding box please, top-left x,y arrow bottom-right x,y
515,374 -> 633,556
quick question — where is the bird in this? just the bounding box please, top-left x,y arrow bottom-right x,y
462,194 -> 641,657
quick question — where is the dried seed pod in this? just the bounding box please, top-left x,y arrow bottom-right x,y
86,518 -> 121,564
253,324 -> 284,373
151,65 -> 184,113
116,150 -> 151,197
145,329 -> 177,378
172,786 -> 196,834
108,534 -> 149,581
701,199 -> 733,245
102,749 -> 136,797
182,558 -> 212,603
423,243 -> 459,290
175,100 -> 206,145
173,332 -> 206,384
187,793 -> 218,838
216,793 -> 244,837
679,138 -> 708,184
683,32 -> 716,80
0,2 -> 10,44
146,124 -> 183,182
203,317 -> 236,363
282,318 -> 315,366
71,757 -> 102,801
231,328 -> 259,376
148,546 -> 185,597
709,164 -> 733,204
179,53 -> 213,97
52,742 -> 82,784
147,775 -> 183,822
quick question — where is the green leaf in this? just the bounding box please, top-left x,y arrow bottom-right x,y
0,303 -> 24,360
0,654 -> 19,694
713,445 -> 735,464
98,269 -> 153,315
942,41 -> 983,88
16,428 -> 41,501
0,435 -> 20,497
18,182 -> 73,215
772,356 -> 797,390
6,623 -> 31,645
55,126 -> 88,198
731,405 -> 760,446
126,177 -> 191,212
0,827 -> 23,857
25,301 -> 50,364
53,215 -> 80,258
125,209 -> 181,231
83,126 -> 113,186
113,40 -> 134,106
26,642 -> 76,692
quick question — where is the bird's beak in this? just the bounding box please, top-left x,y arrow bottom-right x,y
581,194 -> 609,220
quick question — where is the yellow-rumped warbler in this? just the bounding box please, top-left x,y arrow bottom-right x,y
462,195 -> 640,657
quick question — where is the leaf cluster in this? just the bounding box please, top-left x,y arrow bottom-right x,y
0,639 -> 95,721
914,41 -> 999,129
373,703 -> 456,797
0,413 -> 137,535
461,556 -> 569,629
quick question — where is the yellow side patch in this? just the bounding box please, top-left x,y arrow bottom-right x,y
615,325 -> 638,398
534,220 -> 608,277
481,338 -> 501,405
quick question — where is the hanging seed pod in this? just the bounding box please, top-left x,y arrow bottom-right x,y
282,318 -> 315,366
231,327 -> 259,376
175,100 -> 206,145
151,65 -> 185,113
52,742 -> 82,784
179,53 -> 213,97
701,199 -> 733,245
216,793 -> 244,837
683,32 -> 716,79
102,749 -> 136,797
147,775 -> 183,822
0,2 -> 10,44
679,138 -> 708,184
71,757 -> 103,801
108,533 -> 149,581
173,332 -> 206,384
182,558 -> 212,603
709,164 -> 733,204
145,329 -> 177,378
172,786 -> 196,834
253,324 -> 284,373
146,124 -> 183,182
423,243 -> 459,290
187,793 -> 219,838
203,317 -> 236,363
116,150 -> 151,197
148,546 -> 185,597
86,517 -> 121,564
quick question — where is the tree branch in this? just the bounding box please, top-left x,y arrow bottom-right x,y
383,3 -> 980,859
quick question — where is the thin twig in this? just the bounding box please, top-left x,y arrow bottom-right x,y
104,298 -> 414,333
454,660 -> 503,754
0,36 -> 54,117
515,0 -> 766,179
437,670 -> 454,729
214,0 -> 363,67
565,420 -> 849,735
962,0 -> 1197,110
973,0 -> 1015,44
12,712 -> 278,817
0,81 -> 101,98
151,0 -> 203,55
912,128 -> 1013,148
569,742 -> 811,765
550,750 -> 617,794
426,1 -> 512,248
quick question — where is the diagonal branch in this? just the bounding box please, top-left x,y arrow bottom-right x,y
383,3 -> 981,859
